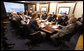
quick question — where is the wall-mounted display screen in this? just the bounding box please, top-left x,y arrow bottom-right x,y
41,7 -> 47,12
58,7 -> 70,14
4,2 -> 25,12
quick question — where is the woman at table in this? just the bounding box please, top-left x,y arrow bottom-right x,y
25,13 -> 46,49
26,13 -> 46,37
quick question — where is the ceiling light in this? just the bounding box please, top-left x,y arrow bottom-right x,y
21,1 -> 25,2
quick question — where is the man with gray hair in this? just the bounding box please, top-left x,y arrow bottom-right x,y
50,17 -> 78,43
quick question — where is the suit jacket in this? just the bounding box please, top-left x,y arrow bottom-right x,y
52,15 -> 57,22
61,16 -> 69,26
27,18 -> 40,34
48,16 -> 53,22
57,18 -> 63,25
41,14 -> 46,20
51,23 -> 77,38
38,13 -> 40,18
62,16 -> 69,22
77,17 -> 83,23
11,16 -> 22,25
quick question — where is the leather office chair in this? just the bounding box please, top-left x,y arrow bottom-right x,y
57,22 -> 82,48
10,17 -> 25,37
1,23 -> 15,50
25,31 -> 43,49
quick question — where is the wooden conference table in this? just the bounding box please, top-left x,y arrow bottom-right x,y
21,18 -> 61,34
37,19 -> 61,34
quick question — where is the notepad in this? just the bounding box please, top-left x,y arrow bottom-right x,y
51,25 -> 58,29
41,23 -> 45,28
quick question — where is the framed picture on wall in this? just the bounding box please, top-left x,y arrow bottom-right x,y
58,7 -> 70,14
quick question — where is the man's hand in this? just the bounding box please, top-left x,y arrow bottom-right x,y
54,29 -> 60,31
50,34 -> 59,38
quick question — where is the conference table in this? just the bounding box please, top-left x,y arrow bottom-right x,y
21,18 -> 61,34
36,19 -> 61,34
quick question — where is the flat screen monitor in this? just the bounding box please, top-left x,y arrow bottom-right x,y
4,2 -> 25,13
58,7 -> 70,14
41,7 -> 47,12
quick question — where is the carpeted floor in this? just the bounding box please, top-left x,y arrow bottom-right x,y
4,22 -> 80,50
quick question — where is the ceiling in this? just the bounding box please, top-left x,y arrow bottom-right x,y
16,1 -> 76,4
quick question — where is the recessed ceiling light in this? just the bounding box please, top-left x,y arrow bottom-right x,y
21,1 -> 25,2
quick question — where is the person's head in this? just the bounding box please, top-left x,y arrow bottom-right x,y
57,14 -> 61,19
68,17 -> 77,24
81,14 -> 83,18
10,11 -> 13,15
71,14 -> 75,17
30,10 -> 32,13
53,15 -> 57,18
26,10 -> 28,12
44,12 -> 46,14
63,13 -> 67,16
10,10 -> 16,15
50,14 -> 52,17
32,13 -> 38,19
57,15 -> 61,19
21,13 -> 25,16
12,11 -> 18,16
52,12 -> 55,15
20,11 -> 23,15
47,13 -> 50,16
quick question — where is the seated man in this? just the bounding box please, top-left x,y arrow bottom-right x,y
52,12 -> 55,17
37,12 -> 40,18
41,13 -> 46,20
61,13 -> 69,26
77,14 -> 83,23
56,15 -> 63,25
50,17 -> 78,42
47,14 -> 53,22
52,15 -> 57,22
77,14 -> 83,32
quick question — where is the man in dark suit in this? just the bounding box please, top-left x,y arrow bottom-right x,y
52,12 -> 55,17
52,15 -> 57,22
38,12 -> 40,18
56,15 -> 63,25
77,14 -> 83,33
41,13 -> 46,20
50,17 -> 78,41
61,13 -> 69,26
77,14 -> 83,23
47,14 -> 53,22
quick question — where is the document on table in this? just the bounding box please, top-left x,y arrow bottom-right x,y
51,25 -> 58,29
